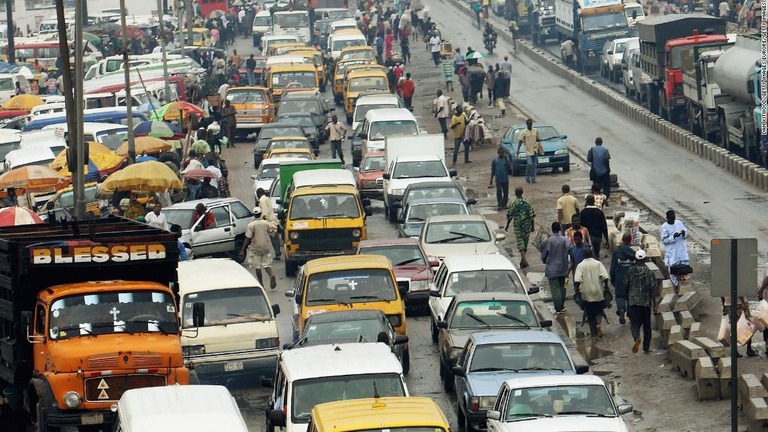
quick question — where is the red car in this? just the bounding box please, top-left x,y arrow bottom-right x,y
356,238 -> 437,313
354,151 -> 385,199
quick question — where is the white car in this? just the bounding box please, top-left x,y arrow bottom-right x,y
251,157 -> 293,207
486,375 -> 632,432
419,215 -> 505,262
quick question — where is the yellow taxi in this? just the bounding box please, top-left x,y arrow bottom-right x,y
343,69 -> 390,123
265,148 -> 315,160
284,47 -> 327,92
332,58 -> 373,104
263,63 -> 319,103
263,136 -> 313,159
338,46 -> 377,64
267,41 -> 306,57
309,397 -> 451,432
190,27 -> 211,47
225,86 -> 274,134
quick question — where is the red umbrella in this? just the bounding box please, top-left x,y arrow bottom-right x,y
0,206 -> 43,226
114,25 -> 145,40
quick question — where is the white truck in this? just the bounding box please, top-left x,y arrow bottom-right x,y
272,10 -> 312,43
382,134 -> 457,222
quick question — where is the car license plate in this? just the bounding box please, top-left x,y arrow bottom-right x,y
225,361 -> 244,372
81,413 -> 104,425
539,157 -> 550,164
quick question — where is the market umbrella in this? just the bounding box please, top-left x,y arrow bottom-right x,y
51,142 -> 125,181
82,32 -> 102,46
115,136 -> 172,157
465,51 -> 487,59
0,206 -> 43,226
114,25 -> 145,40
182,169 -> 216,179
133,120 -> 182,138
149,101 -> 205,122
101,160 -> 182,192
209,10 -> 226,19
136,154 -> 158,163
0,166 -> 68,192
2,94 -> 44,110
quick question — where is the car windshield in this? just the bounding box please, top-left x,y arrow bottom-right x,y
181,287 -> 271,328
227,89 -> 267,104
355,103 -> 397,122
268,139 -> 308,151
272,71 -> 316,88
289,193 -> 359,219
404,186 -> 462,202
340,51 -> 375,62
254,16 -> 271,26
505,384 -> 616,420
510,126 -> 560,142
445,270 -> 527,296
327,10 -> 353,19
407,203 -> 466,222
161,208 -> 194,229
302,317 -> 389,344
362,155 -> 385,171
449,300 -> 538,329
274,13 -> 309,27
349,76 -> 387,92
369,120 -> 418,139
333,38 -> 366,51
469,342 -> 572,373
260,126 -> 303,140
48,290 -> 178,339
358,245 -> 426,266
280,99 -> 322,115
613,42 -> 626,54
95,129 -> 128,149
258,164 -> 280,180
306,269 -> 397,304
55,187 -> 98,208
424,221 -> 491,244
279,115 -> 315,129
291,374 -> 405,422
392,161 -> 446,179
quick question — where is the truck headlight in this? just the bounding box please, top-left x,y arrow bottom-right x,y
256,337 -> 279,349
517,152 -> 526,157
182,345 -> 206,356
391,189 -> 404,196
348,98 -> 357,105
289,231 -> 299,240
352,229 -> 362,238
409,280 -> 430,292
554,149 -> 568,155
63,391 -> 82,409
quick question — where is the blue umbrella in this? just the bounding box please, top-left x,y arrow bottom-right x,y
133,120 -> 181,139
136,155 -> 158,163
136,102 -> 157,113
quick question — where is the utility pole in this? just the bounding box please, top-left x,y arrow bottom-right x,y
119,0 -> 136,165
73,0 -> 85,219
5,0 -> 13,64
156,0 -> 171,101
185,0 -> 193,47
81,0 -> 88,28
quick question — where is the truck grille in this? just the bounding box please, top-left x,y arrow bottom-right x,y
87,354 -> 120,369
293,228 -> 356,251
542,17 -> 555,25
85,374 -> 166,402
87,352 -> 164,369
133,353 -> 164,368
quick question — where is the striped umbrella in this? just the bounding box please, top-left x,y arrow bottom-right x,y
133,120 -> 182,139
0,206 -> 44,226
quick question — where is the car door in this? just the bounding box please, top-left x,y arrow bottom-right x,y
229,200 -> 253,237
487,385 -> 510,432
188,204 -> 235,256
429,263 -> 448,323
438,297 -> 458,361
289,269 -> 305,341
455,339 -> 475,409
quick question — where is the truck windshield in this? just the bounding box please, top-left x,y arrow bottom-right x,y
349,76 -> 387,92
181,287 -> 271,328
272,71 -> 316,88
289,193 -> 360,219
333,38 -> 366,51
369,120 -> 418,139
274,13 -> 309,27
582,13 -> 628,32
291,373 -> 405,422
306,269 -> 398,305
49,291 -> 177,340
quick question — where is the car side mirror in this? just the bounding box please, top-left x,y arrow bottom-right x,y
617,404 -> 633,415
495,232 -> 507,241
353,166 -> 360,172
449,169 -> 457,177
393,334 -> 409,345
607,50 -> 613,55
272,304 -> 281,316
466,198 -> 477,205
436,320 -> 448,329
251,174 -> 258,180
261,378 -> 275,388
576,364 -> 590,375
429,289 -> 441,297
487,410 -> 501,421
364,206 -> 373,217
527,287 -> 540,295
268,409 -> 286,427
285,290 -> 295,298
192,302 -> 205,327
392,201 -> 402,208
560,134 -> 568,139
361,198 -> 371,207
359,132 -> 367,139
278,210 -> 285,221
194,224 -> 204,232
451,366 -> 466,377
429,258 -> 440,267
539,319 -> 552,328
382,173 -> 390,180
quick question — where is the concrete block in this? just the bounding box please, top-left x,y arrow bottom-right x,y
744,397 -> 768,432
674,291 -> 701,312
675,310 -> 694,329
645,261 -> 664,283
667,324 -> 683,347
669,340 -> 707,379
695,356 -> 720,400
661,279 -> 676,297
659,294 -> 677,313
692,337 -> 728,362
686,322 -> 703,340
676,278 -> 694,294
718,357 -> 733,399
656,311 -> 676,332
760,373 -> 768,391
739,374 -> 768,408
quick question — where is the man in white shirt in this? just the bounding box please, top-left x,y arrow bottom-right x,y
429,34 -> 441,65
434,90 -> 450,139
574,248 -> 610,339
145,203 -> 168,230
206,158 -> 223,189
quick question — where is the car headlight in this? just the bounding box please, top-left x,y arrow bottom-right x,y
336,79 -> 343,85
391,189 -> 404,196
449,346 -> 463,360
348,98 -> 357,105
182,345 -> 206,356
554,148 -> 568,155
259,108 -> 270,115
63,391 -> 82,409
516,152 -> 526,157
352,229 -> 362,238
256,337 -> 279,349
289,231 -> 299,240
387,314 -> 402,327
479,396 -> 497,410
410,280 -> 430,292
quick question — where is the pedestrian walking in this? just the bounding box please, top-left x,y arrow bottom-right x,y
490,148 -> 512,209
441,57 -> 454,91
485,65 -> 495,106
257,187 -> 282,260
568,231 -> 589,280
624,250 -> 658,353
580,195 -> 608,258
574,247 -> 610,339
493,69 -> 509,117
400,35 -> 411,64
468,63 -> 485,104
399,73 -> 415,108
220,99 -> 237,147
560,38 -> 575,68
387,67 -> 397,93
450,107 -> 468,166
660,210 -> 690,287
556,184 -> 579,229
145,203 -> 168,230
516,119 -> 542,184
756,271 -> 768,355
587,137 -> 611,204
458,68 -> 471,103
721,295 -> 758,356
453,48 -> 466,74
586,183 -> 607,209
435,90 -> 449,139
542,222 -> 571,314
429,32 -> 441,65
505,187 -> 536,268
246,54 -> 257,86
325,115 -> 347,165
238,207 -> 278,289
610,233 -> 635,325
564,214 -> 591,247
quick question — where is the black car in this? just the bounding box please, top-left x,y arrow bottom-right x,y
396,180 -> 476,221
253,122 -> 312,167
278,91 -> 333,141
274,113 -> 322,149
397,196 -> 473,239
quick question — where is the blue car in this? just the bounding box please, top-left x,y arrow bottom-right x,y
499,124 -> 570,176
450,330 -> 588,432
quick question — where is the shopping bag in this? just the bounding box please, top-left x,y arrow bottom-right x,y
532,228 -> 549,253
753,299 -> 768,330
736,312 -> 756,346
718,315 -> 730,346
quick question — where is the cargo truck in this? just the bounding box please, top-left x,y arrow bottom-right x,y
637,15 -> 726,122
0,217 -> 190,431
505,0 -> 531,33
530,0 -> 557,45
682,47 -> 732,142
554,0 -> 632,72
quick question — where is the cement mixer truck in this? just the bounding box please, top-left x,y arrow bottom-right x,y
713,34 -> 764,165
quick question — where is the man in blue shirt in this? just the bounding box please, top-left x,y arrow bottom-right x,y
489,147 -> 511,210
542,222 -> 572,314
587,137 -> 611,204
569,231 -> 589,279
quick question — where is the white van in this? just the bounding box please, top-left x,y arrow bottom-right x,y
252,10 -> 273,47
178,258 -> 281,384
37,19 -> 59,36
327,31 -> 367,61
114,385 -> 248,432
329,18 -> 358,34
265,55 -> 313,67
29,102 -> 66,120
4,146 -> 56,172
359,108 -> 420,154
19,130 -> 67,154
0,73 -> 31,104
261,34 -> 302,53
43,122 -> 129,150
352,93 -> 405,131
264,343 -> 409,432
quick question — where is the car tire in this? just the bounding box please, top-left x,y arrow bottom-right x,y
511,164 -> 522,176
443,361 -> 454,392
285,260 -> 298,277
456,404 -> 466,431
431,320 -> 438,343
562,163 -> 570,173
388,205 -> 398,222
233,236 -> 245,263
402,348 -> 410,375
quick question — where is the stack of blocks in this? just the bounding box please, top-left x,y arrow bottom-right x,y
738,373 -> 768,431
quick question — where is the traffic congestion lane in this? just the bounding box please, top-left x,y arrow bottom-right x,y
427,2 -> 768,259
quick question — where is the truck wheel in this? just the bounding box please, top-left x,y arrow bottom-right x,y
719,115 -> 730,150
285,260 -> 298,277
562,163 -> 570,173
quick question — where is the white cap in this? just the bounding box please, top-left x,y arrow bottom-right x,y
635,250 -> 647,260
252,206 -> 262,216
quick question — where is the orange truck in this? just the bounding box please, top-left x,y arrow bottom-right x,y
0,217 -> 191,431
